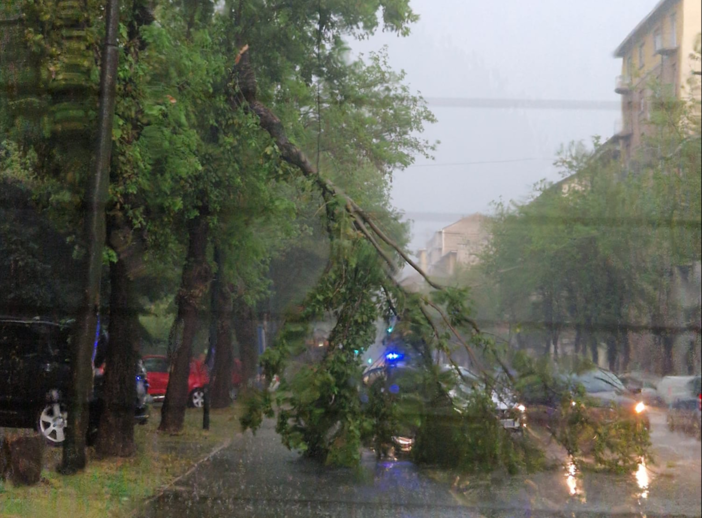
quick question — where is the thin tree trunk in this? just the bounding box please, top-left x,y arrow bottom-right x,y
588,332 -> 599,366
233,294 -> 258,388
574,324 -> 582,356
620,329 -> 631,373
159,214 -> 211,433
61,0 -> 119,474
606,335 -> 618,373
662,332 -> 676,375
210,249 -> 234,408
95,252 -> 137,456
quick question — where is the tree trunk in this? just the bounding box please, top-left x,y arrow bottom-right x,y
210,250 -> 234,408
574,325 -> 582,356
662,332 -> 676,375
620,329 -> 631,373
61,0 -> 120,474
159,214 -> 211,433
1,434 -> 44,486
589,333 -> 599,366
233,294 -> 258,388
606,335 -> 618,373
95,251 -> 137,457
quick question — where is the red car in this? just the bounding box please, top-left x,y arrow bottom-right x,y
143,355 -> 210,408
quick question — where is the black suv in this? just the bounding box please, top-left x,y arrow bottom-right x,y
0,317 -> 148,445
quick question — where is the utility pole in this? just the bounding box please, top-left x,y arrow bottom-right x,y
61,0 -> 120,474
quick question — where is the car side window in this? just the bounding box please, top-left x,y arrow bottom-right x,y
0,323 -> 42,360
145,358 -> 169,373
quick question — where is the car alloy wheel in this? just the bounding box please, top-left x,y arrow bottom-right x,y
191,388 -> 205,408
38,402 -> 68,446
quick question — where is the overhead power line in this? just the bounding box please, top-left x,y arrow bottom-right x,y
426,97 -> 620,111
407,157 -> 555,168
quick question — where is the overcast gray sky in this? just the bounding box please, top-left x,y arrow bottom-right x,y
352,0 -> 659,254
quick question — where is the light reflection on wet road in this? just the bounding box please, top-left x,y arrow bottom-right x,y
141,409 -> 700,518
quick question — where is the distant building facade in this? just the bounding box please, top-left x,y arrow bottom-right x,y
416,214 -> 490,278
612,0 -> 701,162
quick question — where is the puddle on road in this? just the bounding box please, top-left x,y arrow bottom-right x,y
565,459 -> 582,499
635,458 -> 649,500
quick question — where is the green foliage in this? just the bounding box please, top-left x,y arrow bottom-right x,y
413,389 -> 543,475
554,390 -> 651,473
482,69 -> 701,371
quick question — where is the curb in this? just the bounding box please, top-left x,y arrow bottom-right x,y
130,437 -> 234,517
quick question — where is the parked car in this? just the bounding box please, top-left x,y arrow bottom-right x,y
619,372 -> 663,407
442,365 -> 527,432
657,375 -> 701,407
662,376 -> 701,440
143,354 -> 209,407
361,361 -> 526,453
520,368 -> 650,429
0,317 -> 149,446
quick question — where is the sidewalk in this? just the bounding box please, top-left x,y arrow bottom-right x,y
0,405 -> 241,518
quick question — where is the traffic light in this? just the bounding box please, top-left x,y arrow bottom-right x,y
386,315 -> 398,334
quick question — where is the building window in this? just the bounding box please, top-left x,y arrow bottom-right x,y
670,13 -> 677,47
653,28 -> 662,53
638,42 -> 645,68
626,56 -> 633,78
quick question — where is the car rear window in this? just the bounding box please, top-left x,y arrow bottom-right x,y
144,357 -> 169,373
574,371 -> 626,393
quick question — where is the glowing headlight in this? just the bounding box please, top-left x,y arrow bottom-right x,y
635,402 -> 646,414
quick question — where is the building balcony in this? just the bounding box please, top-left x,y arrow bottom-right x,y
615,75 -> 632,94
656,44 -> 679,57
613,118 -> 632,140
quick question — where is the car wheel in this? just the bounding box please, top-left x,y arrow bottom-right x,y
38,402 -> 68,446
190,388 -> 206,408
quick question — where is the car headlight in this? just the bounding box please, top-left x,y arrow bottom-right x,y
635,401 -> 646,414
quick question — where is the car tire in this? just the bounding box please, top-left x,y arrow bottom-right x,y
37,402 -> 68,447
189,387 -> 206,408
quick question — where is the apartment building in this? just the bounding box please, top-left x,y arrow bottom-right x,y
612,0 -> 701,161
416,214 -> 490,278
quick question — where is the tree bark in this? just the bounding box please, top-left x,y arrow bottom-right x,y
233,294 -> 258,388
95,236 -> 138,457
159,214 -> 211,433
61,0 -> 119,474
210,249 -> 234,408
1,434 -> 44,486
94,0 -> 153,457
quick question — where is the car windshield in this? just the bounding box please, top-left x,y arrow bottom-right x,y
574,370 -> 627,393
1,0 -> 700,516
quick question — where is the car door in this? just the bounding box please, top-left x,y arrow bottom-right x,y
0,322 -> 44,412
144,357 -> 169,396
0,323 -> 19,412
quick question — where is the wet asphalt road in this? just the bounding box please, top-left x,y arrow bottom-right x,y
140,409 -> 701,518
141,418 -> 470,518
